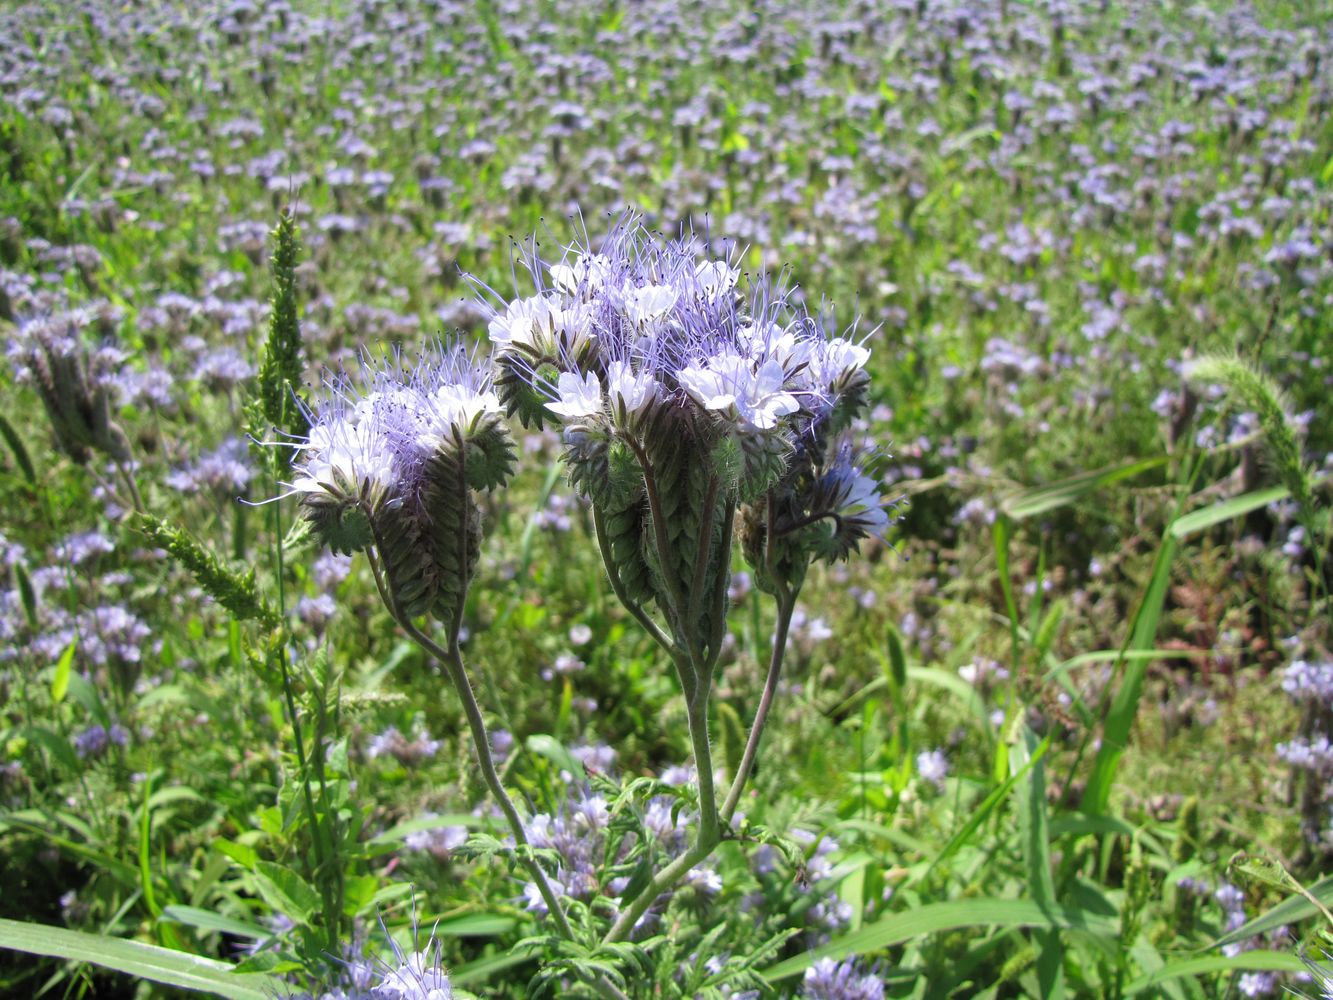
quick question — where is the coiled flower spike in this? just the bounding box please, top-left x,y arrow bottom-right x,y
280,341 -> 514,627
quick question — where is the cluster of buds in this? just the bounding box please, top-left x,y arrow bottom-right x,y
8,307 -> 131,465
285,342 -> 515,629
482,218 -> 890,656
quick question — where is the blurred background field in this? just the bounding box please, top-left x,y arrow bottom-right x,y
1,0 -> 1332,996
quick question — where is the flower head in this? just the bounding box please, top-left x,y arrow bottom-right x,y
279,342 -> 513,621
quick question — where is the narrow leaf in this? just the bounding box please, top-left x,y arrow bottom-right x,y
51,640 -> 76,703
1169,486 -> 1288,539
1082,533 -> 1177,815
159,906 -> 270,941
1123,951 -> 1305,995
1002,457 -> 1165,520
0,917 -> 281,999
1213,873 -> 1333,950
763,898 -> 1116,982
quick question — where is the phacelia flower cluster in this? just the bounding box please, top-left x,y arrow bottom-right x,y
283,342 -> 515,626
480,217 -> 892,651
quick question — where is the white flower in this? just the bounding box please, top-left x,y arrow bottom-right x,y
605,359 -> 659,424
487,294 -> 556,352
694,259 -> 739,300
291,417 -> 399,509
624,282 -> 678,326
548,263 -> 579,296
550,253 -> 612,297
546,370 -> 602,420
372,950 -> 453,1000
549,299 -> 597,355
806,336 -> 872,393
678,352 -> 799,431
822,337 -> 871,374
839,470 -> 890,536
418,383 -> 501,447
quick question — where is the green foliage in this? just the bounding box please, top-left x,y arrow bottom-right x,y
134,513 -> 279,629
255,211 -> 308,462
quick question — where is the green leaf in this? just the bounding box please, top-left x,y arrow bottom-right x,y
0,412 -> 36,486
1213,873 -> 1333,949
1082,532 -> 1178,815
1001,458 -> 1165,520
0,917 -> 282,999
763,898 -> 1117,982
159,906 -> 270,941
428,914 -> 519,937
251,861 -> 320,925
371,813 -> 490,845
914,733 -> 1050,886
884,623 -> 908,694
1013,725 -> 1064,998
51,640 -> 76,703
1044,648 -> 1207,684
1169,486 -> 1288,539
213,838 -> 258,871
20,726 -> 79,772
906,666 -> 988,723
452,941 -> 541,985
66,671 -> 112,729
526,733 -> 585,780
1123,951 -> 1305,995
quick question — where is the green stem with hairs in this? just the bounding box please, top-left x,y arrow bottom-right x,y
721,587 -> 796,823
365,543 -> 627,1000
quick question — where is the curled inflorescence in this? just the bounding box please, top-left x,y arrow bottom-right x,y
480,216 -> 894,653
281,341 -> 515,627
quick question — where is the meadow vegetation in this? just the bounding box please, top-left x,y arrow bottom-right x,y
0,0 -> 1332,997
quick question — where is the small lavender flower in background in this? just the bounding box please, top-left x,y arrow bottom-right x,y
916,749 -> 949,790
801,957 -> 885,1000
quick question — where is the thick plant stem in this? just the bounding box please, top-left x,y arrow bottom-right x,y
602,832 -> 720,946
687,683 -> 721,848
721,588 -> 796,823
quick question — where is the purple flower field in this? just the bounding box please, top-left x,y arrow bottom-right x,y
1,0 -> 1331,997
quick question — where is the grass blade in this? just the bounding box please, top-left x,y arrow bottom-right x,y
1001,457 -> 1165,520
0,918 -> 281,999
1212,873 -> 1333,950
1081,533 -> 1178,815
1122,951 -> 1305,995
762,898 -> 1117,982
1014,724 -> 1065,997
1169,485 -> 1288,539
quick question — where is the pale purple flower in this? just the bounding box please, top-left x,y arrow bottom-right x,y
546,370 -> 602,420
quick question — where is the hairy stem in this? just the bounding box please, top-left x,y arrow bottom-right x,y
721,587 -> 796,822
602,832 -> 720,946
368,538 -> 627,1000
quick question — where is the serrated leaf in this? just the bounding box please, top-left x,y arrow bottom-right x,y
251,861 -> 319,925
